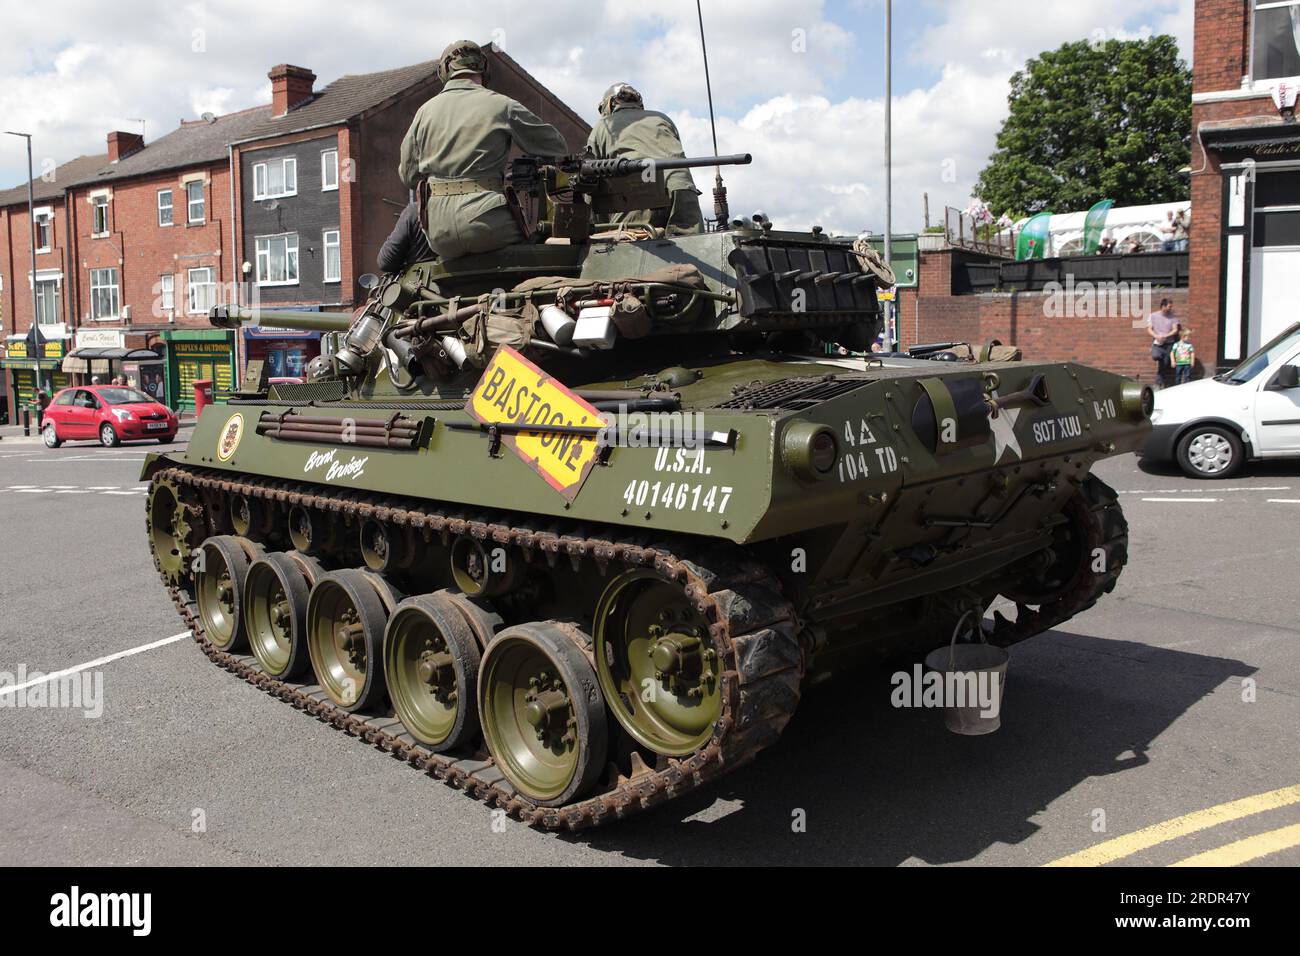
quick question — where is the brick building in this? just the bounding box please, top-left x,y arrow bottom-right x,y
0,154 -> 105,417
1191,0 -> 1300,370
58,111 -> 269,405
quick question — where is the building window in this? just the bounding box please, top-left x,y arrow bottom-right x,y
34,212 -> 52,252
34,278 -> 59,324
323,229 -> 341,282
158,189 -> 173,226
89,267 -> 119,320
186,180 -> 205,223
92,196 -> 109,236
1253,1 -> 1300,82
187,267 -> 216,313
321,149 -> 339,191
159,273 -> 175,312
253,157 -> 297,200
255,233 -> 299,285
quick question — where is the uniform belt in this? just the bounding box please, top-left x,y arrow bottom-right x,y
425,177 -> 502,197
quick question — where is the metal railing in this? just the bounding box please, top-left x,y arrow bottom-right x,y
944,206 -> 1016,257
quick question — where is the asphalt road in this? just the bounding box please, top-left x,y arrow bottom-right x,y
1,431 -> 1297,867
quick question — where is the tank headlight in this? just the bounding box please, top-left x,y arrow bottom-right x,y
1120,382 -> 1155,422
781,422 -> 838,480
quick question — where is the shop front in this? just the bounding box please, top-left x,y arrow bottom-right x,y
1,328 -> 73,422
62,328 -> 166,398
162,329 -> 236,411
242,325 -> 321,379
1202,122 -> 1300,367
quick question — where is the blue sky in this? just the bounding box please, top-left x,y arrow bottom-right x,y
0,0 -> 1194,232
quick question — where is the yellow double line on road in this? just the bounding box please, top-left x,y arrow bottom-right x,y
1045,784 -> 1300,867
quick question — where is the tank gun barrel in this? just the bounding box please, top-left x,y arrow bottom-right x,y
209,304 -> 355,334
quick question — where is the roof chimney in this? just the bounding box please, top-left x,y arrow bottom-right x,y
269,64 -> 316,117
107,130 -> 145,163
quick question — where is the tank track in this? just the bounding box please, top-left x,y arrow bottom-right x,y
148,463 -> 805,830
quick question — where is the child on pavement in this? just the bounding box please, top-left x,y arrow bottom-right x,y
1171,328 -> 1195,385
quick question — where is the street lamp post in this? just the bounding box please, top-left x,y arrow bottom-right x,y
5,131 -> 43,406
883,0 -> 894,350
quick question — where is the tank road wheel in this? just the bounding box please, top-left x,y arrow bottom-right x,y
146,476 -> 202,587
478,623 -> 607,806
593,570 -> 723,756
306,569 -> 390,711
195,536 -> 261,652
244,552 -> 323,678
385,594 -> 482,751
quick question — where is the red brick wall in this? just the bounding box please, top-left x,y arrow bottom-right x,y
1193,0 -> 1249,92
928,289 -> 1191,383
905,249 -> 1193,382
67,164 -> 233,331
0,200 -> 72,335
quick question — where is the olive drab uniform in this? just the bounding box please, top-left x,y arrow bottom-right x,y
399,79 -> 568,260
586,108 -> 705,236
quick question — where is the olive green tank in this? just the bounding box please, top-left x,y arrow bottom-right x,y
142,153 -> 1152,827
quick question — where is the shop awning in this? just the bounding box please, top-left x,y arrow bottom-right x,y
67,347 -> 162,360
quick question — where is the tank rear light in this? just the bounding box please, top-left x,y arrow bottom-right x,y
1120,382 -> 1155,422
781,422 -> 838,481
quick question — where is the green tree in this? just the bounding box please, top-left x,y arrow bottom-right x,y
974,36 -> 1192,214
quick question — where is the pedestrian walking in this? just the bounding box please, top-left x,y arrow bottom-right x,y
1146,298 -> 1181,388
1171,328 -> 1196,385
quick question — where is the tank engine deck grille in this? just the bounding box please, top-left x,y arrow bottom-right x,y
712,376 -> 871,410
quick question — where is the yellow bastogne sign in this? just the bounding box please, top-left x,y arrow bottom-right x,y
467,346 -> 606,501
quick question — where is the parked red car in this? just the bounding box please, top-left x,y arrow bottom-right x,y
42,385 -> 178,447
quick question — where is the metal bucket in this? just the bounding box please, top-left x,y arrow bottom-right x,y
923,611 -> 1009,736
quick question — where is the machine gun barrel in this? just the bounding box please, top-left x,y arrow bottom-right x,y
575,153 -> 752,179
209,304 -> 355,334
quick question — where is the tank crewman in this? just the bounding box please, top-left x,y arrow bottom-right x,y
585,83 -> 704,236
377,200 -> 434,274
399,40 -> 569,260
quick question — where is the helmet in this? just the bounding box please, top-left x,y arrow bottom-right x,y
438,40 -> 490,83
306,355 -> 334,382
598,82 -> 643,116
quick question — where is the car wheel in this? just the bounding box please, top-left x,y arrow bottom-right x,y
157,436 -> 174,444
99,422 -> 121,447
1176,425 -> 1243,479
42,423 -> 62,448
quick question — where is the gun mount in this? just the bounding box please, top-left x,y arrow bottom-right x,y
508,152 -> 752,242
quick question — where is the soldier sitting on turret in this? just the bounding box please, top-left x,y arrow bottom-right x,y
399,40 -> 569,260
586,83 -> 705,236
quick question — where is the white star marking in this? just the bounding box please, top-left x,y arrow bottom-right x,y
988,404 -> 1022,463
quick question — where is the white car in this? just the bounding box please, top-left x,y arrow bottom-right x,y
1143,322 -> 1300,479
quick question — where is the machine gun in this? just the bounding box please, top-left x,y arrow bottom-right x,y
506,152 -> 752,242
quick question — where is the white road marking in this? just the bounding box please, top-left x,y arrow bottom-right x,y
13,488 -> 52,494
1268,499 -> 1300,504
6,485 -> 37,489
54,489 -> 92,495
101,490 -> 144,496
1141,497 -> 1222,503
1119,486 -> 1290,494
86,486 -> 120,490
0,631 -> 191,700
